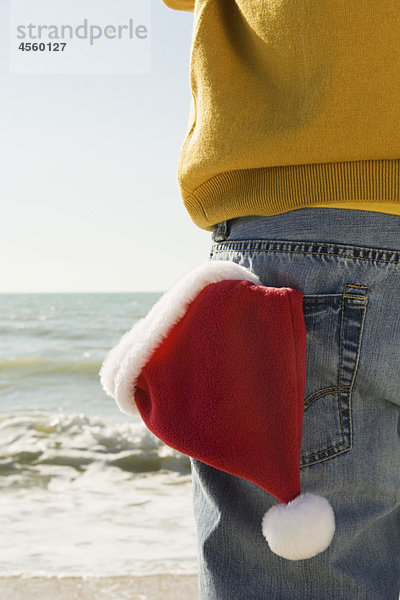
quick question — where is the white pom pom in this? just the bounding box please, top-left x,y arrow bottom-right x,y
261,493 -> 335,560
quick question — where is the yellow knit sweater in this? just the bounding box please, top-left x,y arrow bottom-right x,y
163,0 -> 400,231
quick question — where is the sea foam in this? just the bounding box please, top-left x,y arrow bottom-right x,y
0,412 -> 191,478
0,412 -> 196,577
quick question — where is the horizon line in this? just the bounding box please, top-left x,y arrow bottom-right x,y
0,290 -> 166,295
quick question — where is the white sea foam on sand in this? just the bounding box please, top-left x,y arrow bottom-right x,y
0,574 -> 199,600
0,413 -> 198,578
0,293 -> 200,592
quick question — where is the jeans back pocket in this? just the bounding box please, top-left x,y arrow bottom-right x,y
300,284 -> 369,468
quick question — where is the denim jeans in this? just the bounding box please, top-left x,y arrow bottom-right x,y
190,208 -> 400,600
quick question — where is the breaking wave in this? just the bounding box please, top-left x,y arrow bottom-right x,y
0,412 -> 191,479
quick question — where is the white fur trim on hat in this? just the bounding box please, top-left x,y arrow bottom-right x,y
99,260 -> 261,416
261,493 -> 336,560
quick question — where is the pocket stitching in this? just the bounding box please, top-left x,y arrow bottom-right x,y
300,285 -> 369,467
301,390 -> 351,466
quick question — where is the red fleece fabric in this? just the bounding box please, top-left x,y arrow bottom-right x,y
135,279 -> 306,504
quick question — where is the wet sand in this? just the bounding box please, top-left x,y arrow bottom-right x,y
0,574 -> 199,600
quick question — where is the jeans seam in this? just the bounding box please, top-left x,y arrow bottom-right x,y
304,386 -> 349,408
301,285 -> 369,467
210,244 -> 400,264
347,295 -> 369,392
301,390 -> 351,466
211,238 -> 400,254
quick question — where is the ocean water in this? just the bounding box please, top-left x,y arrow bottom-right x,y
0,293 -> 198,577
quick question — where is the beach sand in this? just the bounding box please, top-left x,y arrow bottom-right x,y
0,574 -> 199,600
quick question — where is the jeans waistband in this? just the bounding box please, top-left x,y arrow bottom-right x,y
212,208 -> 400,251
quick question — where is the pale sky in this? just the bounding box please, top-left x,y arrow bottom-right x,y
0,0 -> 212,292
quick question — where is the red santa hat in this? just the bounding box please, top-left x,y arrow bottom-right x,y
100,260 -> 335,561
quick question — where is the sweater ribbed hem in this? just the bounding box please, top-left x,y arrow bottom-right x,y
182,159 -> 400,231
